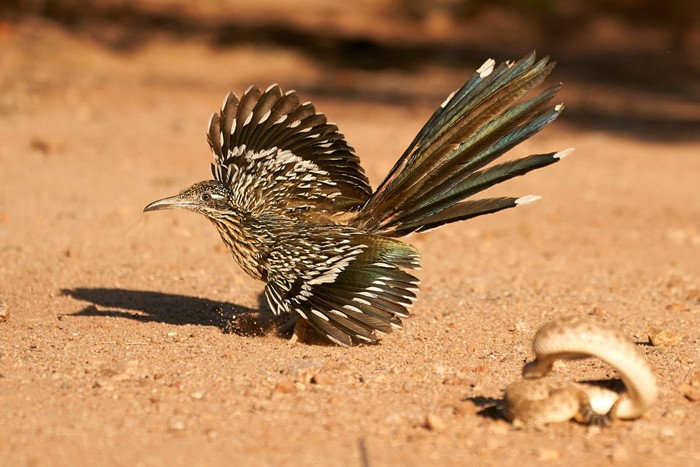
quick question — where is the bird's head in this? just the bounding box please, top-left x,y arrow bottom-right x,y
143,180 -> 233,216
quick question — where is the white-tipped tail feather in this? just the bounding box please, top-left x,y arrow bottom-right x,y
554,147 -> 575,159
477,58 -> 496,77
515,195 -> 542,206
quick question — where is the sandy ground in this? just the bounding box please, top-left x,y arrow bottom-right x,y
1,6 -> 700,466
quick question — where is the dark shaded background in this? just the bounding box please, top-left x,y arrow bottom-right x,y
2,0 -> 699,140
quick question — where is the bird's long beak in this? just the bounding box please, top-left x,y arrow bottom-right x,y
143,194 -> 191,213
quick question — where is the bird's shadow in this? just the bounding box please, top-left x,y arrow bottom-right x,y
61,287 -> 280,338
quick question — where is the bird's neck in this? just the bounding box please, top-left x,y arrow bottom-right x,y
209,211 -> 267,281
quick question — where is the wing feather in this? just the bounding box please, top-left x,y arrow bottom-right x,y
208,86 -> 372,217
266,227 -> 420,346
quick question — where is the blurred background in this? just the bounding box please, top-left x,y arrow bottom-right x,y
1,0 -> 699,141
1,5 -> 699,465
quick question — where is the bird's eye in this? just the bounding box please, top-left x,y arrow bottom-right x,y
201,193 -> 211,202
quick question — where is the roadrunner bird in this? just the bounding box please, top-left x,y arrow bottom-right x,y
144,52 -> 572,346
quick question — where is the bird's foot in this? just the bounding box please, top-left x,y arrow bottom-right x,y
289,318 -> 310,344
278,314 -> 299,335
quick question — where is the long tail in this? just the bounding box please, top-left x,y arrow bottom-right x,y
352,52 -> 572,237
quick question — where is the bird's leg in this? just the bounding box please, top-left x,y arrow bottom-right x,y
289,318 -> 310,344
278,314 -> 311,344
278,314 -> 299,334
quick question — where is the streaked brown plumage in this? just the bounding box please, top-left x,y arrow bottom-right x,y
144,52 -> 571,346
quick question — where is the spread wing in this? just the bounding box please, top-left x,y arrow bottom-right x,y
207,85 -> 372,218
264,226 -> 421,346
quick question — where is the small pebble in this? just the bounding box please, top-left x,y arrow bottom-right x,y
273,381 -> 297,394
0,298 -> 8,322
537,448 -> 560,461
30,138 -> 51,154
168,418 -> 186,431
647,328 -> 682,347
285,359 -> 325,384
424,413 -> 445,432
690,371 -> 700,386
514,321 -> 531,333
670,408 -> 686,418
310,372 -> 332,385
678,371 -> 700,402
665,303 -> 688,312
679,381 -> 700,403
442,376 -> 467,386
609,446 -> 630,463
486,423 -> 509,435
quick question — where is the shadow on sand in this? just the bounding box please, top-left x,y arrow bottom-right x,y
62,287 -> 277,338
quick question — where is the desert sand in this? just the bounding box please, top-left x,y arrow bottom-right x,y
1,2 -> 699,465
